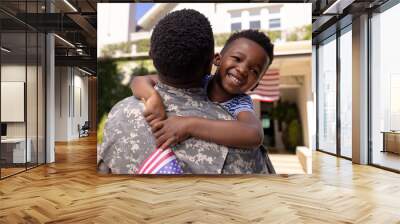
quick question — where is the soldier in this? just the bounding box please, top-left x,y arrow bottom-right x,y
98,9 -> 274,174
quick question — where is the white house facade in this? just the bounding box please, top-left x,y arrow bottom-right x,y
138,3 -> 311,36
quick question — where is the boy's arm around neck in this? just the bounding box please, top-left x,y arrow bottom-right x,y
186,111 -> 264,149
130,74 -> 159,100
131,74 -> 166,121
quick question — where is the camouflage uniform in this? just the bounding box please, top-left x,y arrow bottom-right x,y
98,82 -> 273,174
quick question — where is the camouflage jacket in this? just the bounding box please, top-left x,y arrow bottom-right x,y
98,82 -> 269,174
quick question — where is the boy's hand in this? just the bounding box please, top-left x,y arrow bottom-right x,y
152,116 -> 191,150
143,92 -> 166,124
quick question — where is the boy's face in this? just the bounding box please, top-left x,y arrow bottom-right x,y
215,38 -> 270,95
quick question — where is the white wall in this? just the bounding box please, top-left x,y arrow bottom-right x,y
1,65 -> 28,138
55,67 -> 68,141
54,67 -> 89,141
297,73 -> 311,148
280,4 -> 311,30
98,3 -> 136,55
46,32 -> 55,163
72,73 -> 89,138
158,3 -> 310,34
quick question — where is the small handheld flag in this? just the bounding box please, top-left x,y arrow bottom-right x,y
138,148 -> 183,174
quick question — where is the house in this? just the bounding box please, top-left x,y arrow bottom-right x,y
97,3 -> 136,56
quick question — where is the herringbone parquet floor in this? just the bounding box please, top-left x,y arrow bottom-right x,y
1,135 -> 400,223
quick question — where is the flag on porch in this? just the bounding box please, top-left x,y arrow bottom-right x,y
248,70 -> 280,102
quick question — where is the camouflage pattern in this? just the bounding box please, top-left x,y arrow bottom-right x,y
98,82 -> 271,174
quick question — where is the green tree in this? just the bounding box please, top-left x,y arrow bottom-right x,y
98,59 -> 132,124
304,24 -> 312,40
131,64 -> 149,77
270,101 -> 303,152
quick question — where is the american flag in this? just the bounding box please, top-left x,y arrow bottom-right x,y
248,70 -> 280,102
138,148 -> 183,174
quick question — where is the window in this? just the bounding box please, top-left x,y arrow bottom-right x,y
317,35 -> 337,155
230,11 -> 241,18
249,8 -> 260,16
390,75 -> 400,130
269,6 -> 280,15
250,21 -> 261,29
339,26 -> 352,158
230,10 -> 242,31
370,3 -> 400,171
269,18 -> 281,29
0,2 -> 46,179
231,22 -> 242,32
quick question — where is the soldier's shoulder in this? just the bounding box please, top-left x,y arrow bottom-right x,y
108,96 -> 144,119
113,96 -> 141,109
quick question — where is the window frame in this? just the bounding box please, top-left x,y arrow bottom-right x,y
315,20 -> 353,161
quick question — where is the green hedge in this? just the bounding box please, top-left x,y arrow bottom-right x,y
101,39 -> 150,56
286,24 -> 312,41
265,30 -> 282,43
136,39 -> 150,53
215,33 -> 231,47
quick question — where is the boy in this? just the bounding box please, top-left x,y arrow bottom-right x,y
132,30 -> 274,151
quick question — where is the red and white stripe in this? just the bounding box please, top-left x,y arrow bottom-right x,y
248,70 -> 280,102
138,148 -> 176,174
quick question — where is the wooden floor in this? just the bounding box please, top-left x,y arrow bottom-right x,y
269,154 -> 305,174
1,135 -> 400,223
1,163 -> 45,178
1,167 -> 26,178
372,151 -> 400,171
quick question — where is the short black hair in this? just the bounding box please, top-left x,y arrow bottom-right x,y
222,30 -> 274,65
150,9 -> 214,84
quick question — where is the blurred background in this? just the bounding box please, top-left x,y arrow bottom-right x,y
97,3 -> 312,174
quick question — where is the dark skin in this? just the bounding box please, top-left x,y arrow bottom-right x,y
131,38 -> 271,150
131,75 -> 166,125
